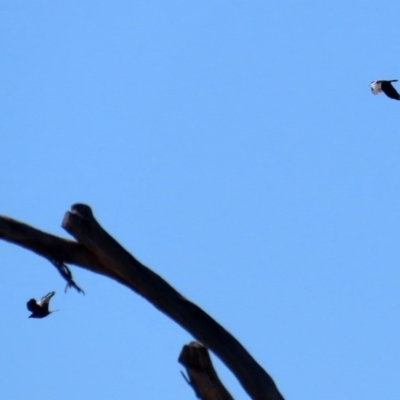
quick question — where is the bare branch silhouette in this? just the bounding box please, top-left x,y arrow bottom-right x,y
179,341 -> 234,400
0,205 -> 284,400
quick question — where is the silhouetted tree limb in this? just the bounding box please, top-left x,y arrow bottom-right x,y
0,215 -> 130,287
0,204 -> 284,400
179,341 -> 234,400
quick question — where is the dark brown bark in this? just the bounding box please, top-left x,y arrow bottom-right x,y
179,341 -> 234,400
0,215 -> 129,287
0,204 -> 284,400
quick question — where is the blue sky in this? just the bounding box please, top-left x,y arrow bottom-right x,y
1,2 -> 400,399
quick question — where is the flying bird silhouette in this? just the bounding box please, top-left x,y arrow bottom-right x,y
370,79 -> 400,100
26,291 -> 58,319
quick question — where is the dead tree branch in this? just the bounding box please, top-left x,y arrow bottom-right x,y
179,341 -> 234,400
0,204 -> 284,400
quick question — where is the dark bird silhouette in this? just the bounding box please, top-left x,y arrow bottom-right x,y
26,291 -> 58,319
370,79 -> 400,100
49,258 -> 84,294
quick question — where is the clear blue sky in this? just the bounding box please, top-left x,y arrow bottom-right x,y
1,2 -> 400,399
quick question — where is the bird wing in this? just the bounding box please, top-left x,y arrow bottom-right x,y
36,291 -> 55,311
382,81 -> 400,100
26,299 -> 41,313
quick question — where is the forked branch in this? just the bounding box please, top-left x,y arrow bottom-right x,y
0,204 -> 284,400
179,341 -> 234,400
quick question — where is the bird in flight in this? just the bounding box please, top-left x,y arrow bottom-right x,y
26,291 -> 58,319
370,79 -> 400,100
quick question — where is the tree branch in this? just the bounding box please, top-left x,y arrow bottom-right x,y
179,341 -> 234,400
0,214 -> 130,287
0,205 -> 284,400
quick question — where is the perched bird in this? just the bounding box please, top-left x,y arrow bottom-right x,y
26,291 -> 58,319
370,79 -> 400,100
